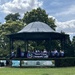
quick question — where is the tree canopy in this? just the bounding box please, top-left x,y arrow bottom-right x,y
0,20 -> 24,57
23,8 -> 56,30
5,13 -> 20,21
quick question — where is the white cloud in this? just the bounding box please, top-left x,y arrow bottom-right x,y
55,5 -> 75,16
56,19 -> 75,40
48,15 -> 55,19
0,0 -> 43,15
56,20 -> 75,33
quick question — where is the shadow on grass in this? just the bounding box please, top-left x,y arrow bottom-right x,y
42,73 -> 49,75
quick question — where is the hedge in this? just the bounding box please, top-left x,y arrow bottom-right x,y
55,57 -> 75,67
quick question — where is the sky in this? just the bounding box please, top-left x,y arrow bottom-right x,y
0,0 -> 75,40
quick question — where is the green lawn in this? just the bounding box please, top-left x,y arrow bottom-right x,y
0,67 -> 75,75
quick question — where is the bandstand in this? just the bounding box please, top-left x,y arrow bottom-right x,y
7,21 -> 69,67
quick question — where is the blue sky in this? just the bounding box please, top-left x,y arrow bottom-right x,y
0,0 -> 75,40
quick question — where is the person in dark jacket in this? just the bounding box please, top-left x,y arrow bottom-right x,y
16,46 -> 21,58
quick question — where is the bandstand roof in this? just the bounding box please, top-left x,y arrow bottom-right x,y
7,21 -> 69,40
18,21 -> 55,33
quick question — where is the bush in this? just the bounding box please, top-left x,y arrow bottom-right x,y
55,57 -> 75,67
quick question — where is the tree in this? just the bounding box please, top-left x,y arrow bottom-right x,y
23,7 -> 56,30
71,36 -> 75,56
0,20 -> 24,58
64,36 -> 74,57
72,36 -> 75,45
5,13 -> 20,21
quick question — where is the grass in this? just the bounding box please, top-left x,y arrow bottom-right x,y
0,67 -> 75,75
